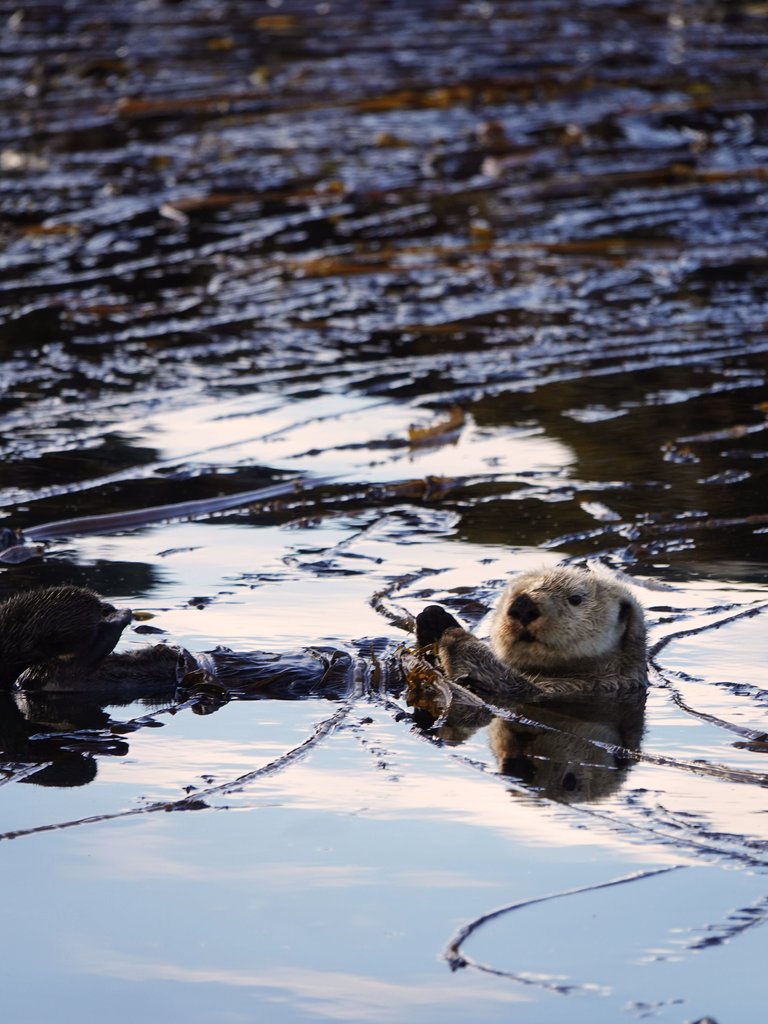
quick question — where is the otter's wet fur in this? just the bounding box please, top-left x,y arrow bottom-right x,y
416,565 -> 647,702
0,585 -> 132,688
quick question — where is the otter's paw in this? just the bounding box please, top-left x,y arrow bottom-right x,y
416,605 -> 461,648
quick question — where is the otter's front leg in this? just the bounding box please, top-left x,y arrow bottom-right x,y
416,605 -> 537,703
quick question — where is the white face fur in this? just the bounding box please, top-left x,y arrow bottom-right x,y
489,566 -> 643,672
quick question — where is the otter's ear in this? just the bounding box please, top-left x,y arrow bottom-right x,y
618,599 -> 636,644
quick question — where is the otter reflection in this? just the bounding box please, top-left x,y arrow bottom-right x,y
414,692 -> 646,804
0,688 -> 131,789
490,697 -> 645,802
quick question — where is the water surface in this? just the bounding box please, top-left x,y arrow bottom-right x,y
2,2 -> 768,1021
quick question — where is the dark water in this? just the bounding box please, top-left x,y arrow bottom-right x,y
2,2 -> 768,1021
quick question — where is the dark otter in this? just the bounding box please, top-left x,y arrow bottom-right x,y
0,585 -> 132,688
2,584 -> 385,704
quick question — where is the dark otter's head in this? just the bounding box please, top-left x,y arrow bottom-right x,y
0,585 -> 132,687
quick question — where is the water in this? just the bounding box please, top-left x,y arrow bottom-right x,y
2,1 -> 768,1020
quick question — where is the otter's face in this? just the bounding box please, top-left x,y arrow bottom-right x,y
490,567 -> 642,672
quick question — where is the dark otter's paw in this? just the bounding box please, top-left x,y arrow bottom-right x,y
416,605 -> 461,648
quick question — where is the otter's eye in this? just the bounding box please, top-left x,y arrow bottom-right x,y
567,594 -> 583,607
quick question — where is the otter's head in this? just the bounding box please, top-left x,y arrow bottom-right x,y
490,565 -> 645,673
0,586 -> 132,687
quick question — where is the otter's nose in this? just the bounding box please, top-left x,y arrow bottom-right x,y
508,592 -> 540,627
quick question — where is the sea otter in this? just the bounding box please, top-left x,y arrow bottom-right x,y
0,583 -> 361,702
415,565 -> 647,702
0,585 -> 133,688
